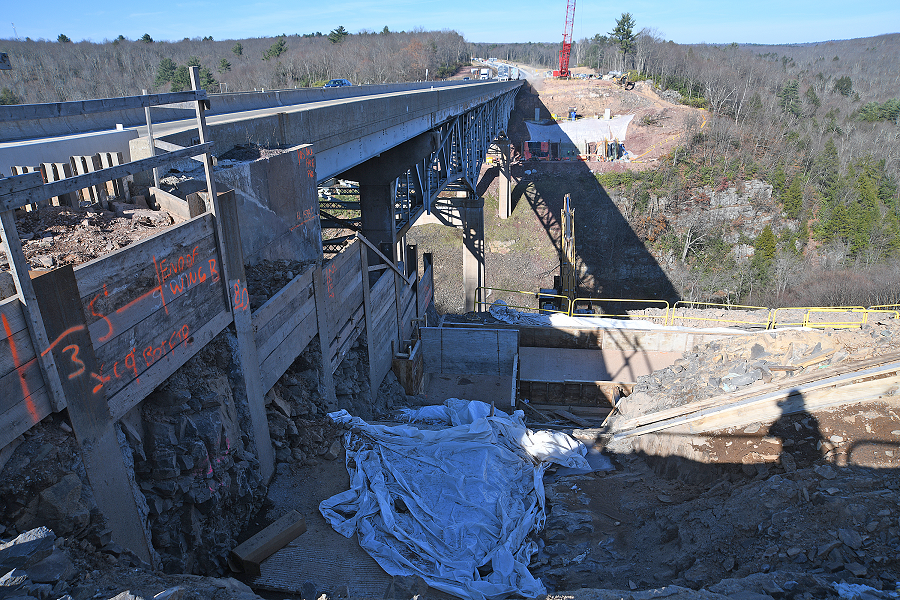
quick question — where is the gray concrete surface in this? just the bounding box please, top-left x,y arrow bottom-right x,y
519,347 -> 681,383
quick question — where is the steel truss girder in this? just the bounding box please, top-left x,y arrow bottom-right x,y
393,86 -> 519,232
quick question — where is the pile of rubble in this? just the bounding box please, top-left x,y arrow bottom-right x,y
532,451 -> 900,597
1,203 -> 173,286
0,526 -> 265,600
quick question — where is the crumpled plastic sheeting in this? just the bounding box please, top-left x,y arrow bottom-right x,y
321,400 -> 592,600
488,299 -> 749,334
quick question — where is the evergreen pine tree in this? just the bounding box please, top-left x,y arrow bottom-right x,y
751,225 -> 776,284
783,177 -> 803,219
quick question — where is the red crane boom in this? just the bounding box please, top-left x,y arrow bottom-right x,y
556,0 -> 576,78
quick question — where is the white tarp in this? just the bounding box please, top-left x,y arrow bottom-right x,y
525,115 -> 634,143
488,299 -> 751,334
320,399 -> 592,600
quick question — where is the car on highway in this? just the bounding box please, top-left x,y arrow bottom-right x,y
323,79 -> 353,88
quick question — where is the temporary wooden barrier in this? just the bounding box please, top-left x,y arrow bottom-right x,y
0,296 -> 53,448
0,74 -> 432,567
253,268 -> 318,392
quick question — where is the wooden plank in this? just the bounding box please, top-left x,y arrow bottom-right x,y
0,209 -> 67,411
212,188 -> 274,483
329,304 -> 365,369
93,275 -> 227,398
323,244 -> 363,334
370,273 -> 396,322
75,213 -> 215,305
150,187 -> 192,221
155,139 -> 214,164
0,387 -> 52,450
0,172 -> 43,197
258,307 -> 318,392
399,285 -> 418,343
10,166 -> 47,212
0,90 -> 207,122
252,269 -> 314,333
368,271 -> 397,391
0,355 -> 46,415
40,162 -> 78,207
2,142 -> 213,211
108,309 -> 231,421
96,152 -> 129,201
0,326 -> 36,377
0,295 -> 28,341
256,297 -> 316,364
31,266 -> 155,566
683,378 -> 900,435
529,404 -> 612,417
420,327 -> 518,376
313,261 -> 337,407
69,155 -> 103,204
228,510 -> 307,576
85,239 -> 222,351
550,408 -> 592,428
356,233 -> 413,284
418,265 -> 433,316
510,354 -> 518,408
359,241 -> 377,394
253,271 -> 316,362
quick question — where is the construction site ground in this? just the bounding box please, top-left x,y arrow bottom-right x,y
3,74 -> 900,600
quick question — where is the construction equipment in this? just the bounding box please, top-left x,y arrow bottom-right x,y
553,0 -> 576,78
615,75 -> 635,90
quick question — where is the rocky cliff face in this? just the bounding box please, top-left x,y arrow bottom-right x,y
663,180 -> 781,244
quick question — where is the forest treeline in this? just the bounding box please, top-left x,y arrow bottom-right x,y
476,30 -> 900,307
586,32 -> 900,307
0,27 -> 469,103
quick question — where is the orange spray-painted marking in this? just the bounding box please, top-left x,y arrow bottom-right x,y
2,313 -> 40,423
40,325 -> 86,357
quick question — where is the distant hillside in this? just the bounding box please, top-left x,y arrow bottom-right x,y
0,28 -> 470,104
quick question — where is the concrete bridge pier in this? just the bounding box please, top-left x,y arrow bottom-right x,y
344,131 -> 438,265
357,181 -> 396,263
462,194 -> 485,312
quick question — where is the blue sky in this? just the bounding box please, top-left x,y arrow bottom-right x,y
3,0 -> 898,45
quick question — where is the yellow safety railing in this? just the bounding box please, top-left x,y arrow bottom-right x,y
669,301 -> 772,328
771,306 -> 865,329
570,297 -> 670,322
870,304 -> 900,313
477,287 -> 571,315
866,308 -> 900,320
480,289 -> 900,329
801,307 -> 868,329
